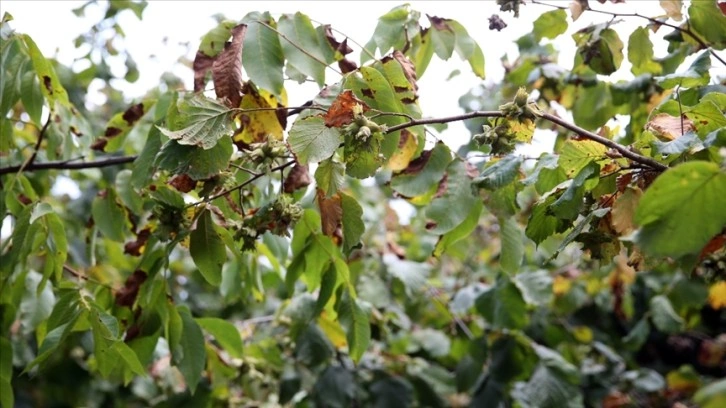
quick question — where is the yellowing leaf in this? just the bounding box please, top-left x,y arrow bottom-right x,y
552,275 -> 572,296
236,85 -> 286,144
708,281 -> 726,309
318,312 -> 347,348
387,129 -> 418,171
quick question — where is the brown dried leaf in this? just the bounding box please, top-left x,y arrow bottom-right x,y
322,25 -> 353,55
488,14 -> 507,31
569,0 -> 588,21
645,113 -> 694,141
212,24 -> 247,108
317,188 -> 342,237
392,50 -> 418,93
168,174 -> 196,193
399,148 -> 433,175
611,187 -> 642,235
283,164 -> 312,193
338,58 -> 358,74
427,15 -> 453,32
324,90 -> 370,127
115,269 -> 147,307
659,0 -> 683,21
124,228 -> 151,256
193,51 -> 215,92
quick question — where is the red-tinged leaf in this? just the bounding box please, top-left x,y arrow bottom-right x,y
324,90 -> 370,127
212,24 -> 247,108
115,270 -> 147,307
700,233 -> 726,259
283,164 -> 312,193
317,188 -> 342,237
193,51 -> 215,92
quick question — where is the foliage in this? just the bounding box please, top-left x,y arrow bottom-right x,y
1,1 -> 726,407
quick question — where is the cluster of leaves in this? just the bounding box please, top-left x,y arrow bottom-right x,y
1,1 -> 726,407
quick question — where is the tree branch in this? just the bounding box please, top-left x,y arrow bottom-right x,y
384,110 -> 668,171
531,0 -> 726,67
0,155 -> 137,176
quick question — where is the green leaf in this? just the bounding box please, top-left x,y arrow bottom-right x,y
425,160 -> 480,235
242,12 -> 285,98
489,334 -> 537,383
131,125 -> 162,188
694,378 -> 726,408
278,13 -> 326,87
340,193 -> 364,254
513,270 -> 553,306
649,295 -> 684,333
533,10 -> 568,41
574,27 -> 623,75
101,99 -> 155,152
20,69 -> 44,125
623,317 -> 650,351
652,132 -> 700,155
428,15 -> 455,59
312,366 -> 356,407
190,210 -> 226,286
685,100 -> 726,137
174,306 -> 206,394
449,20 -> 485,79
628,27 -> 662,75
369,5 -> 412,56
550,162 -> 600,220
22,34 -> 70,107
499,216 -> 524,275
656,50 -> 711,88
689,0 -> 726,50
196,317 -> 244,359
476,277 -> 529,329
558,140 -> 607,178
370,376 -> 414,408
391,143 -> 452,197
315,262 -> 338,314
0,337 -> 13,408
288,116 -> 342,164
383,254 -> 432,296
295,323 -> 334,367
91,188 -> 128,242
314,159 -> 345,196
525,195 -> 568,245
115,170 -> 143,214
157,95 -> 232,150
634,161 -> 726,258
474,155 -> 523,190
156,136 -> 233,180
111,341 -> 147,377
511,365 -> 584,408
199,20 -> 238,57
434,200 -> 483,257
336,289 -> 370,362
571,82 -> 617,130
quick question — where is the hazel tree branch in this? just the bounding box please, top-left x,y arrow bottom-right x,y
0,155 -> 138,176
385,110 -> 668,171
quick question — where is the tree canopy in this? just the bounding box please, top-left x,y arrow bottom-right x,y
1,0 -> 726,407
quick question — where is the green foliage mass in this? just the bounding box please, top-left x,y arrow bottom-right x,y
1,1 -> 725,407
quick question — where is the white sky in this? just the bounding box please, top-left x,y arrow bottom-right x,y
3,0 -> 671,150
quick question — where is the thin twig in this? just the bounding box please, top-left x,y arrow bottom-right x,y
185,160 -> 296,209
0,155 -> 137,175
531,0 -> 726,67
384,110 -> 668,171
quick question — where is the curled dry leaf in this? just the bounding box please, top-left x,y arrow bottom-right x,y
322,25 -> 353,55
324,90 -> 370,127
569,0 -> 588,21
283,163 -> 312,193
645,113 -> 694,141
212,24 -> 247,108
316,188 -> 342,237
124,228 -> 151,256
193,51 -> 215,92
488,14 -> 507,31
392,50 -> 418,93
115,269 -> 147,307
168,174 -> 197,193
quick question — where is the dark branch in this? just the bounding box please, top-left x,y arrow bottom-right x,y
0,155 -> 137,176
384,110 -> 668,171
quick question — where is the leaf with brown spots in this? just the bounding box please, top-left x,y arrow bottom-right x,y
392,50 -> 418,93
115,269 -> 147,307
99,99 -> 155,152
324,90 -> 370,128
193,51 -> 215,92
90,138 -> 108,151
122,103 -> 145,125
213,24 -> 247,109
283,164 -> 312,193
235,84 -> 286,143
168,174 -> 196,193
317,188 -> 342,237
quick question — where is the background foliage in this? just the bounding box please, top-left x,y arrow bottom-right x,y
1,0 -> 726,407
